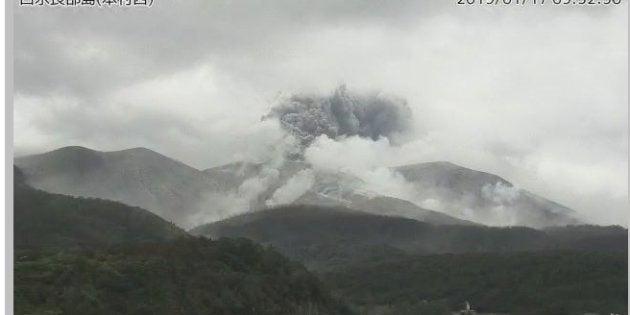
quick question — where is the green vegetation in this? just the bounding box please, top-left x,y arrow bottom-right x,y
16,237 -> 352,315
14,167 -> 628,315
14,167 -> 352,315
193,205 -> 628,314
15,167 -> 187,253
324,251 -> 628,315
191,205 -> 627,269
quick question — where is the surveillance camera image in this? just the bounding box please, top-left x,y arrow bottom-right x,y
10,0 -> 628,314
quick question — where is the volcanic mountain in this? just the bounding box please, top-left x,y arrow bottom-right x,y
391,161 -> 581,227
17,146 -> 580,228
15,146 -> 220,227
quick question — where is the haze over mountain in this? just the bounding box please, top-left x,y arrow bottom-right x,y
190,204 -> 626,270
13,163 -> 627,315
392,161 -> 581,227
15,146 -> 222,228
17,145 -> 582,228
14,167 -> 352,315
14,166 -> 187,252
204,160 -> 476,226
13,2 -> 627,313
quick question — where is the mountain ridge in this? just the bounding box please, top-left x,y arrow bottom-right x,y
391,161 -> 580,227
16,146 -> 219,228
190,204 -> 625,270
14,166 -> 188,252
16,145 -> 582,228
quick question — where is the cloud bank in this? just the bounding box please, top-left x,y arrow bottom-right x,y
13,1 -> 628,225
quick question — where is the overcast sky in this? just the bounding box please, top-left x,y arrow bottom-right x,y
13,0 -> 628,225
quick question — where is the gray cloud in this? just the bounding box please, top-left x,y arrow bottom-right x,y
13,0 -> 449,97
13,0 -> 628,225
265,85 -> 412,147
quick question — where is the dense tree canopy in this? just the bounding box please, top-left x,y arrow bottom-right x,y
324,251 -> 627,315
16,237 -> 353,315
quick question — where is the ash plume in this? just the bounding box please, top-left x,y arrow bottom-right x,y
265,85 -> 413,148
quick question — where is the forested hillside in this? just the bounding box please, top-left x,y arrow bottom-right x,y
191,205 -> 627,269
14,167 -> 353,315
16,237 -> 352,315
15,166 -> 186,253
324,251 -> 627,315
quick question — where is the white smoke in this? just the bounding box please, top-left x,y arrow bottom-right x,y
189,86 -> 597,228
482,182 -> 521,204
187,192 -> 250,228
237,167 -> 280,201
304,134 -> 418,202
188,166 -> 283,227
266,169 -> 315,207
420,198 -> 442,211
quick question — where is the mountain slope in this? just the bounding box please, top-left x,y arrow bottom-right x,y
16,237 -> 353,315
15,146 -> 219,228
203,159 -> 581,227
343,194 -> 476,226
190,205 -> 625,269
14,166 -> 187,252
205,160 -> 475,226
324,251 -> 627,315
14,166 -> 354,315
17,146 -> 582,229
393,161 -> 581,227
17,147 -> 472,228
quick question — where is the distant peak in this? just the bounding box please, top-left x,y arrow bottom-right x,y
420,161 -> 459,168
53,145 -> 99,153
46,146 -> 159,157
394,160 -> 460,169
31,146 -> 104,159
393,160 -> 513,187
205,161 -> 262,172
105,147 -> 176,159
108,147 -> 172,159
14,146 -> 106,169
129,147 -> 152,152
106,147 -> 199,171
115,147 -> 156,154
